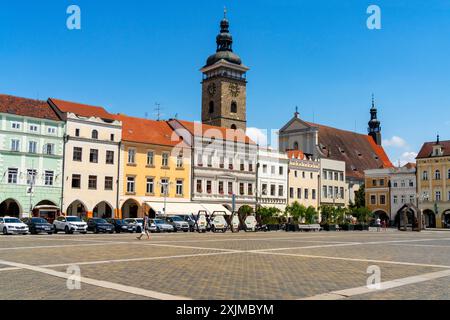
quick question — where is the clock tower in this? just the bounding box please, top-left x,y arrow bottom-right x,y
201,11 -> 249,131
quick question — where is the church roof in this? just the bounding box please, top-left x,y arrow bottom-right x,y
0,94 -> 61,121
306,121 -> 393,179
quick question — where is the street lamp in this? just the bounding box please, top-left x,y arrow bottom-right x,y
158,180 -> 173,216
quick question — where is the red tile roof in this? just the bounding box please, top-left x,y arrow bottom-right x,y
306,122 -> 393,179
48,98 -> 114,120
417,140 -> 450,158
403,162 -> 417,169
115,114 -> 184,147
175,120 -> 255,144
0,94 -> 60,121
287,150 -> 305,160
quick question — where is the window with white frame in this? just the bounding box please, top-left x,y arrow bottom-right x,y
47,126 -> 56,135
126,176 -> 135,193
29,124 -> 38,132
146,151 -> 154,166
11,139 -> 20,151
410,195 -> 415,203
270,185 -> 276,196
11,122 -> 21,130
160,178 -> 169,195
278,185 -> 283,197
44,171 -> 54,186
146,178 -> 154,194
304,188 -> 309,199
435,170 -> 441,180
262,165 -> 267,174
422,171 -> 428,181
370,195 -> 376,205
88,175 -> 97,190
162,153 -> 169,167
128,149 -> 136,164
8,168 -> 18,184
322,186 -> 327,198
436,191 -> 441,201
401,195 -> 406,204
44,144 -> 55,155
393,195 -> 398,204
262,184 -> 268,196
176,153 -> 183,168
26,169 -> 37,185
176,180 -> 183,196
28,141 -> 37,153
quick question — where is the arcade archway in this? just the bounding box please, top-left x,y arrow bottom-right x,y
121,199 -> 140,219
66,200 -> 88,219
423,209 -> 436,228
0,199 -> 21,217
93,201 -> 113,219
443,210 -> 450,229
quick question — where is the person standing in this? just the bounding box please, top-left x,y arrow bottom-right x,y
137,213 -> 150,240
376,217 -> 381,232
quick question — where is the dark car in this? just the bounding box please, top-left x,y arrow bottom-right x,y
106,219 -> 134,233
87,218 -> 114,234
21,217 -> 53,235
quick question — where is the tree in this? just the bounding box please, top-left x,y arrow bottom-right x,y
285,202 -> 307,223
257,207 -> 281,224
354,184 -> 366,208
304,206 -> 319,224
238,205 -> 254,221
352,207 -> 373,224
320,205 -> 334,224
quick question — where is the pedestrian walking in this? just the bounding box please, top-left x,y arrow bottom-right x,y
376,217 -> 381,232
137,213 -> 150,240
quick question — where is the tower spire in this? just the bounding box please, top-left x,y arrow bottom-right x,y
368,95 -> 382,146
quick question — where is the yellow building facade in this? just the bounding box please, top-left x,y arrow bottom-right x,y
364,169 -> 391,220
117,115 -> 191,218
416,138 -> 450,228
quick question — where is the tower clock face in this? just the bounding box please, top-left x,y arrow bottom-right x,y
228,83 -> 240,97
207,83 -> 216,96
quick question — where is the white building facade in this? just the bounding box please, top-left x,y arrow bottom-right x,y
49,99 -> 122,218
320,158 -> 347,207
257,148 -> 288,211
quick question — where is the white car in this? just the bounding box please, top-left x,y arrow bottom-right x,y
244,215 -> 257,232
1,217 -> 29,235
210,215 -> 227,233
53,216 -> 87,234
123,218 -> 143,233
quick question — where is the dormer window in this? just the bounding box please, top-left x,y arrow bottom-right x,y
432,146 -> 443,157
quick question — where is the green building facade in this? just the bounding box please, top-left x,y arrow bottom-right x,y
0,96 -> 65,219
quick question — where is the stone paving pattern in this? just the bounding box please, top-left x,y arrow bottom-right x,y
0,230 -> 449,300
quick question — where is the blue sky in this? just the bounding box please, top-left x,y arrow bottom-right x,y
1,0 -> 450,165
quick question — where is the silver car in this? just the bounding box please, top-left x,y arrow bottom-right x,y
165,216 -> 190,232
151,218 -> 174,233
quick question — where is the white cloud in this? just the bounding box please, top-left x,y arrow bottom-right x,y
399,151 -> 418,166
382,136 -> 407,148
246,127 -> 268,146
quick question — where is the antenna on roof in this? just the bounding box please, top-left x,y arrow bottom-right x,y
154,102 -> 163,121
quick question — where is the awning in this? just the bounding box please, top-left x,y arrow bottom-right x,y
199,204 -> 232,216
34,205 -> 59,211
145,202 -> 206,216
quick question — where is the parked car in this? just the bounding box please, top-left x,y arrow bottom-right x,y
194,213 -> 208,233
244,215 -> 257,232
87,218 -> 114,234
179,214 -> 196,232
151,218 -> 174,233
164,216 -> 189,232
106,219 -> 134,233
123,218 -> 143,233
21,217 -> 53,235
209,215 -> 227,233
53,216 -> 87,234
1,217 -> 29,235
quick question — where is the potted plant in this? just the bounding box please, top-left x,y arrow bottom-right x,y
285,202 -> 306,232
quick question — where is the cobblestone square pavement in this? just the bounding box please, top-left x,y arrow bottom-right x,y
1,230 -> 449,300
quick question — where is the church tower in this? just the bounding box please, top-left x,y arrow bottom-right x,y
201,10 -> 249,131
368,95 -> 382,146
